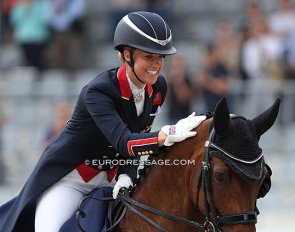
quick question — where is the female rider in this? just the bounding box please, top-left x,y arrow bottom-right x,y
0,11 -> 206,232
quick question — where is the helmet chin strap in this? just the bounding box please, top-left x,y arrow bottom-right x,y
126,47 -> 145,84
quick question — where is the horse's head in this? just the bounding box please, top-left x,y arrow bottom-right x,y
196,97 -> 281,232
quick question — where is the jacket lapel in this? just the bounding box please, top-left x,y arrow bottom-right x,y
117,65 -> 154,133
117,65 -> 139,132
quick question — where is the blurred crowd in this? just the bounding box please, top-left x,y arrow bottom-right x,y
1,0 -> 86,72
162,0 -> 295,122
1,0 -> 295,123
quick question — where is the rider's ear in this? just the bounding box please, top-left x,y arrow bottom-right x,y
123,49 -> 131,62
251,98 -> 281,140
213,97 -> 232,138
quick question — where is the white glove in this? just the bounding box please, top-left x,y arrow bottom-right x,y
112,174 -> 133,199
161,112 -> 206,146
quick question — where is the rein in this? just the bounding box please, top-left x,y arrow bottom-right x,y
76,188 -> 206,232
117,189 -> 206,232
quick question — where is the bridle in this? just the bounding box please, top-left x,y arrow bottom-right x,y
76,188 -> 207,232
196,115 -> 258,232
76,115 -> 259,232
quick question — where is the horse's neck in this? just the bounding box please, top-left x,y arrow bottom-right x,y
116,120 -> 211,231
130,161 -> 197,227
131,120 -> 211,221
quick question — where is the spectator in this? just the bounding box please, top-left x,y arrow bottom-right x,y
42,101 -> 71,149
268,0 -> 295,45
47,0 -> 86,71
1,0 -> 17,44
214,20 -> 239,75
165,53 -> 198,123
242,17 -> 284,90
195,44 -> 232,113
237,1 -> 264,81
239,1 -> 264,32
284,28 -> 295,122
285,28 -> 295,80
241,17 -> 282,117
268,0 -> 295,83
9,0 -> 51,71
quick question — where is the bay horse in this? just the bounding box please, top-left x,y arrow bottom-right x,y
111,97 -> 280,232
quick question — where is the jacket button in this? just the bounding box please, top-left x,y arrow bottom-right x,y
149,150 -> 153,154
115,153 -> 119,158
145,151 -> 149,155
98,165 -> 103,170
103,156 -> 108,159
138,152 -> 142,156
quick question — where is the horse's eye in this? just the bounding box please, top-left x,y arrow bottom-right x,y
215,172 -> 224,182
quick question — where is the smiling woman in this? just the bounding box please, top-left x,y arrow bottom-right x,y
125,50 -> 165,86
0,11 -> 207,232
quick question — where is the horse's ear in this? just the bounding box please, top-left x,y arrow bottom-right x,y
213,97 -> 232,137
251,98 -> 281,139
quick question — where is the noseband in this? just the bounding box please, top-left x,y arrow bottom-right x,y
196,115 -> 258,231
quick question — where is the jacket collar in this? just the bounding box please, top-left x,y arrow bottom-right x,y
117,64 -> 153,100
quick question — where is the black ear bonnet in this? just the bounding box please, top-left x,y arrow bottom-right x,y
209,115 -> 265,182
208,97 -> 280,182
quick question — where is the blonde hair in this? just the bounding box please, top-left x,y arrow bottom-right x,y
117,47 -> 131,63
118,52 -> 125,63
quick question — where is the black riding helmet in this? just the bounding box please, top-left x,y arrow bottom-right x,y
114,12 -> 176,83
114,11 -> 177,55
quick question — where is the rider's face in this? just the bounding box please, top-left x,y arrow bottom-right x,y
125,49 -> 165,87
